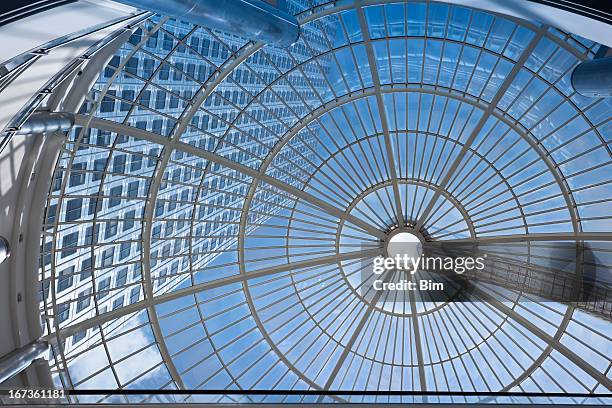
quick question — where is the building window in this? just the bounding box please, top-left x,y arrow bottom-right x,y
112,296 -> 124,310
69,163 -> 86,187
168,194 -> 177,211
162,33 -> 173,51
116,268 -> 128,287
92,158 -> 106,181
158,268 -> 167,285
57,266 -> 74,293
139,90 -> 151,108
125,56 -> 138,76
101,248 -> 114,267
155,201 -> 165,217
124,210 -> 135,231
109,186 -> 123,207
100,90 -> 116,113
80,257 -> 92,281
96,277 -> 111,300
76,288 -> 91,313
152,119 -> 163,135
72,329 -> 87,345
119,242 -> 131,261
112,154 -> 126,173
61,232 -> 79,258
120,90 -> 134,111
127,181 -> 139,198
152,225 -> 162,239
173,62 -> 183,80
169,95 -> 179,109
130,154 -> 142,172
129,286 -> 140,304
142,58 -> 154,78
155,90 -> 166,110
46,204 -> 57,226
132,263 -> 142,280
105,220 -> 118,239
95,130 -> 111,146
159,63 -> 170,80
57,303 -> 70,323
65,198 -> 82,222
84,225 -> 99,245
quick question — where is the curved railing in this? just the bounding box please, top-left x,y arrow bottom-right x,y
0,7 -> 149,153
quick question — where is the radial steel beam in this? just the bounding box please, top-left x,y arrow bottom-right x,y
441,232 -> 612,243
473,287 -> 612,391
356,2 -> 405,229
318,269 -> 394,394
226,80 -> 576,245
408,283 -> 427,391
415,26 -> 551,232
43,248 -> 382,343
73,115 -> 386,239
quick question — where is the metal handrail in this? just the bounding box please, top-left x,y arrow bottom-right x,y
0,9 -> 150,153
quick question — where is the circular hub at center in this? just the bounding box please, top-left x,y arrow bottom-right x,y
385,231 -> 423,260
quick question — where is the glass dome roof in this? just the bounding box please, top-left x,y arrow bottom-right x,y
38,0 -> 611,404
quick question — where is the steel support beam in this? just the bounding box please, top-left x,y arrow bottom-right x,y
408,284 -> 427,391
318,269 -> 394,395
73,115 -> 386,239
356,2 -> 405,229
43,248 -> 381,343
415,26 -> 550,232
473,287 -> 612,391
441,232 -> 612,243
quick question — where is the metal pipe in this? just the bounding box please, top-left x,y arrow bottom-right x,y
0,340 -> 49,383
112,0 -> 299,47
15,112 -> 74,135
0,236 -> 8,265
571,56 -> 612,98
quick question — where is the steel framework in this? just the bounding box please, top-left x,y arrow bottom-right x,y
35,0 -> 612,403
